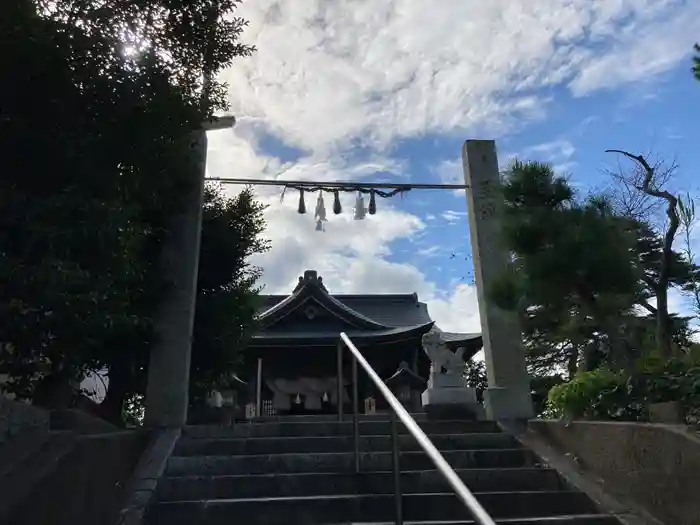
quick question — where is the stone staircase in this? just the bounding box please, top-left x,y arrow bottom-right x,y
146,414 -> 622,524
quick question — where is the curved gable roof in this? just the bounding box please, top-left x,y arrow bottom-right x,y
257,270 -> 390,331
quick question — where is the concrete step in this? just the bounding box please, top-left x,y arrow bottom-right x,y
307,519 -> 621,525
157,467 -> 565,501
174,432 -> 518,456
184,420 -> 501,439
166,448 -> 539,476
146,491 -> 601,524
251,413 -> 430,423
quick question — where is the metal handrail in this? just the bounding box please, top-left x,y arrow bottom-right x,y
338,332 -> 497,525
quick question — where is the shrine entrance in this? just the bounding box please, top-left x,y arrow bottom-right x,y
237,269 -> 485,419
144,140 -> 534,428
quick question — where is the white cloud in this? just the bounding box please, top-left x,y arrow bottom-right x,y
570,3 -> 700,96
441,210 -> 468,225
519,139 -> 578,175
416,246 -> 442,258
208,0 -> 699,334
226,0 -> 698,154
523,140 -> 576,163
426,284 -> 482,334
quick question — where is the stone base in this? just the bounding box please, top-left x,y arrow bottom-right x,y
484,385 -> 534,420
649,401 -> 685,424
421,385 -> 482,420
424,403 -> 485,420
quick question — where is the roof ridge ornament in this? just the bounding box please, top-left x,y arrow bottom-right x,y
293,270 -> 328,293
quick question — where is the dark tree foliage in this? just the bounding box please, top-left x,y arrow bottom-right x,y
492,161 -> 642,372
0,0 -> 263,425
190,186 -> 270,406
463,359 -> 488,403
693,43 -> 700,81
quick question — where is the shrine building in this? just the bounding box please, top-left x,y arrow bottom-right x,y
239,270 -> 482,416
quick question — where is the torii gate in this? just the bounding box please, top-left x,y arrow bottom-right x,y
143,137 -> 533,428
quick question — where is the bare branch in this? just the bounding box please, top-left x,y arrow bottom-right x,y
605,150 -> 678,226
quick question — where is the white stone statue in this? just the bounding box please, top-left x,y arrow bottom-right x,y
421,329 -> 478,416
421,330 -> 465,377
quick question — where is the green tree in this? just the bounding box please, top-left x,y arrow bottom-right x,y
491,160 -> 643,373
492,160 -> 698,380
0,0 -> 260,424
463,359 -> 488,403
693,43 -> 700,81
189,186 -> 270,406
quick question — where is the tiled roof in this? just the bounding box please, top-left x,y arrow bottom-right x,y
250,323 -> 435,346
258,293 -> 431,328
255,270 -> 481,344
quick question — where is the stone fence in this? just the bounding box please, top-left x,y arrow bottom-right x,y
529,420 -> 700,525
0,397 -> 50,444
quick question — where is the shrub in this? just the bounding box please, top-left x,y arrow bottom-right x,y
531,375 -> 565,418
637,352 -> 700,419
546,352 -> 700,423
547,368 -> 645,421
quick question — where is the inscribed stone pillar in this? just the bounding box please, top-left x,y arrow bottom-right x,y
144,130 -> 208,428
462,140 -> 533,420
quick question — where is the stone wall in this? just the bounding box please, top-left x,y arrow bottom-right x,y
529,420 -> 700,525
0,397 -> 50,444
7,430 -> 151,525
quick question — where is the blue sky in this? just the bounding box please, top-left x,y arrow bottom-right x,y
206,0 -> 700,333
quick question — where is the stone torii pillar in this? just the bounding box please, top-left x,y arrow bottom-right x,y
144,116 -> 235,429
462,140 -> 533,420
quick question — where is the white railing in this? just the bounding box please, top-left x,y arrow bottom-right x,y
337,332 -> 497,525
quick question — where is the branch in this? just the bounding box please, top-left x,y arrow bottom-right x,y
606,150 -> 679,207
606,149 -> 677,225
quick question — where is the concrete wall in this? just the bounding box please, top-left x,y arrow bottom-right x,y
529,420 -> 700,525
7,430 -> 151,525
0,397 -> 50,444
0,398 -> 151,525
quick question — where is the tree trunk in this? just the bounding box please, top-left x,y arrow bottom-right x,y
655,283 -> 674,358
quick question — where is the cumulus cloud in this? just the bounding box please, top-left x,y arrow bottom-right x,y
206,0 -> 699,333
426,284 -> 482,334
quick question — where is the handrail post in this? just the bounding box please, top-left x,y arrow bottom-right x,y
351,355 -> 360,473
337,341 -> 344,422
256,357 -> 263,418
390,409 -> 403,525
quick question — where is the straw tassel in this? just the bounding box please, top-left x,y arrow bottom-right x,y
354,192 -> 366,220
297,188 -> 306,214
315,192 -> 327,222
333,190 -> 342,214
368,190 -> 377,215
315,193 -> 327,232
